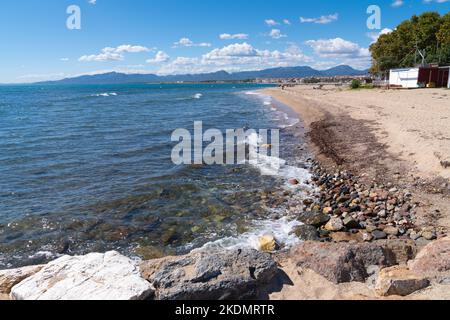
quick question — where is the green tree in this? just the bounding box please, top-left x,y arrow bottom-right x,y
369,12 -> 449,74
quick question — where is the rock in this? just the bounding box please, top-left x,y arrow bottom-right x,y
140,249 -> 277,300
384,226 -> 399,236
0,265 -> 44,294
258,235 -> 278,252
375,239 -> 417,265
324,217 -> 344,232
288,179 -> 299,185
291,241 -> 396,284
375,266 -> 430,297
290,225 -> 319,241
11,251 -> 153,300
330,232 -> 360,243
323,207 -> 333,215
421,228 -> 437,241
360,231 -> 374,242
297,211 -> 330,228
409,237 -> 450,282
343,217 -> 360,229
377,210 -> 387,218
372,230 -> 387,240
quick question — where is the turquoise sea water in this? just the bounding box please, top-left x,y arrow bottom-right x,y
0,83 -> 311,268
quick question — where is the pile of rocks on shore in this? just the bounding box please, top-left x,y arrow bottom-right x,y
291,160 -> 443,244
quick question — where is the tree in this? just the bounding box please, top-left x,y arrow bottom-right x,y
369,12 -> 450,74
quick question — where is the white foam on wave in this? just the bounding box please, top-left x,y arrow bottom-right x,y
193,93 -> 203,99
245,132 -> 311,183
92,92 -> 118,97
193,217 -> 304,253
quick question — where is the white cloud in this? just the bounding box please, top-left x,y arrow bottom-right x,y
300,13 -> 338,24
88,0 -> 97,5
173,37 -> 211,48
146,51 -> 170,64
219,33 -> 249,40
265,19 -> 279,26
156,42 -> 312,75
113,45 -> 151,53
79,52 -> 124,62
283,19 -> 291,25
391,0 -> 404,7
305,38 -> 369,59
60,58 -> 69,61
79,44 -> 151,62
269,29 -> 287,39
367,28 -> 393,42
423,0 -> 450,3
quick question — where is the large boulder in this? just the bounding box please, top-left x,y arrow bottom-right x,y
409,237 -> 450,282
375,239 -> 417,265
140,248 -> 278,300
0,265 -> 44,294
375,266 -> 430,297
11,251 -> 153,300
290,241 -> 397,284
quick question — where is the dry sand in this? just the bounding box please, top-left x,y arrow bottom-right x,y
262,86 -> 450,230
263,86 -> 450,180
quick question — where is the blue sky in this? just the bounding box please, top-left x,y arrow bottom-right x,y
0,0 -> 449,83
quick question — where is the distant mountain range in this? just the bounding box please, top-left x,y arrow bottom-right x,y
36,65 -> 368,85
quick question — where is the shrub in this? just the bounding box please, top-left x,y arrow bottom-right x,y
351,79 -> 361,89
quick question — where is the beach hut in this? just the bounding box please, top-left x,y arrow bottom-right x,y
389,68 -> 419,88
389,66 -> 450,88
418,66 -> 449,88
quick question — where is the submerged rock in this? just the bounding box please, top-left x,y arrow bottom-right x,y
140,248 -> 277,300
0,265 -> 44,295
375,266 -> 430,297
11,251 -> 153,300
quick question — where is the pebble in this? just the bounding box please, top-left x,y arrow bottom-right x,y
295,161 -> 419,244
324,218 -> 344,232
372,230 -> 388,240
383,226 -> 399,236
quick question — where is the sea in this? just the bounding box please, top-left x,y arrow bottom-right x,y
0,83 -> 313,268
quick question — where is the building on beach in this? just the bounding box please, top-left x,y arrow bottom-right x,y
389,65 -> 450,89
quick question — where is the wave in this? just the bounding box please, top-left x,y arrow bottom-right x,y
193,216 -> 303,253
91,92 -> 118,97
175,93 -> 203,101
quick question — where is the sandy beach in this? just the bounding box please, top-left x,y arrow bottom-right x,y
262,86 -> 450,230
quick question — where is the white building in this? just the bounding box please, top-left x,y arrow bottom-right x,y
389,68 -> 419,88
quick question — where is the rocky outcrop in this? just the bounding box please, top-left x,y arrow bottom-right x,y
140,248 -> 277,300
0,265 -> 44,295
11,251 -> 153,300
409,237 -> 450,283
375,266 -> 430,296
290,241 -> 397,284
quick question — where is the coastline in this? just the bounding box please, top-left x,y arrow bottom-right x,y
2,85 -> 450,300
261,86 -> 450,231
